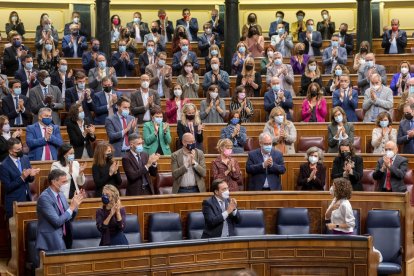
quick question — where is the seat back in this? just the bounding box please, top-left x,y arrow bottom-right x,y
297,137 -> 325,153
82,175 -> 96,198
186,211 -> 205,239
361,169 -> 377,191
244,137 -> 260,152
148,212 -> 182,242
366,210 -> 401,264
355,108 -> 364,122
124,214 -> 141,244
154,172 -> 173,194
276,208 -> 310,235
234,209 -> 265,236
25,221 -> 38,272
353,136 -> 361,153
71,219 -> 101,248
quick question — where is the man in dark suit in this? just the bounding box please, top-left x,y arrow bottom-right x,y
397,103 -> 414,154
264,76 -> 293,121
381,19 -> 407,54
35,169 -> 84,267
3,33 -> 31,76
65,71 -> 94,119
176,8 -> 199,42
82,39 -> 105,74
122,134 -> 159,195
130,74 -> 160,124
298,19 -> 322,57
246,132 -> 286,191
201,179 -> 240,238
26,107 -> 63,161
373,141 -> 407,192
197,22 -> 221,57
269,11 -> 290,38
138,40 -> 157,75
126,12 -> 150,42
88,54 -> 118,92
2,79 -> 31,127
0,138 -> 40,218
156,9 -> 174,42
93,77 -> 122,125
64,11 -> 89,39
338,23 -> 354,55
29,70 -> 63,125
210,8 -> 224,41
172,39 -> 200,76
50,59 -> 74,97
61,23 -> 88,58
111,39 -> 136,77
105,96 -> 137,157
14,54 -> 38,96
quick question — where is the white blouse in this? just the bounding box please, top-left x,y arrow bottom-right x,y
51,161 -> 85,199
329,198 -> 355,233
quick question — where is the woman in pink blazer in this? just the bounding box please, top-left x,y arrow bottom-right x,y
165,84 -> 191,123
301,82 -> 327,122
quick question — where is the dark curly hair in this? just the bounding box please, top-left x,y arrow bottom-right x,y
333,177 -> 352,200
68,103 -> 82,122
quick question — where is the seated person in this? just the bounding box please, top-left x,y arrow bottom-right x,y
176,8 -> 199,42
270,22 -> 293,58
317,10 -> 335,40
372,112 -> 397,154
230,86 -> 254,123
3,33 -> 31,76
298,19 -> 322,57
265,51 -> 295,96
332,74 -> 358,122
111,39 -> 135,77
301,83 -> 327,122
269,11 -> 290,38
37,38 -> 60,73
331,140 -> 363,191
212,139 -> 243,191
146,51 -> 172,98
201,179 -> 240,238
231,41 -> 250,76
2,79 -> 31,127
26,107 -> 63,161
246,132 -> 286,191
82,39 -> 105,74
263,106 -> 296,154
51,59 -> 74,98
390,61 -> 414,95
200,85 -> 226,123
0,115 -> 22,161
220,110 -> 247,154
51,143 -> 86,199
202,57 -> 229,98
205,44 -> 223,73
245,25 -> 265,58
373,141 -> 407,192
198,22 -> 221,57
177,103 -> 204,150
65,103 -> 96,159
297,146 -> 325,190
143,106 -> 172,155
29,70 -> 63,125
165,84 -> 190,124
138,40 -> 157,75
264,76 -> 293,121
62,23 -> 88,58
64,11 -> 89,38
327,106 -> 354,153
172,39 -> 199,76
143,21 -> 166,50
290,42 -> 309,75
88,54 -> 118,92
362,73 -> 393,122
236,57 -> 262,97
300,57 -> 323,96
322,34 -> 347,74
93,77 -> 122,125
92,142 -> 122,197
357,53 -> 387,93
130,74 -> 161,124
65,71 -> 94,118
14,54 -> 38,96
96,184 -> 128,246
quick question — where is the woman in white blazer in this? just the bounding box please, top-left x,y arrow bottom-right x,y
51,143 -> 86,199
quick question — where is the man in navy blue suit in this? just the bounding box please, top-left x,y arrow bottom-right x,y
246,132 -> 286,191
176,8 -> 198,42
197,22 -> 221,57
65,71 -> 94,119
397,103 -> 414,154
172,39 -> 199,76
61,23 -> 88,58
93,77 -> 122,125
201,179 -> 240,238
111,39 -> 135,77
26,107 -> 63,161
0,138 -> 40,218
14,55 -> 38,96
82,39 -> 105,74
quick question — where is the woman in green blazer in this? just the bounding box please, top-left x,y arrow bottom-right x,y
143,106 -> 172,155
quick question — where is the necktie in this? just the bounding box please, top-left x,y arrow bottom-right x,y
137,154 -> 148,186
15,97 -> 22,125
28,71 -> 32,89
122,117 -> 129,146
16,158 -> 22,173
108,94 -> 114,116
386,159 -> 393,191
56,194 -> 67,236
219,200 -> 229,237
43,127 -> 51,160
43,87 -> 48,97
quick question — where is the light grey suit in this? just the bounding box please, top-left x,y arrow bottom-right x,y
145,63 -> 172,99
105,113 -> 137,157
29,84 -> 63,125
357,63 -> 387,93
362,85 -> 393,122
265,64 -> 295,96
322,46 -> 348,74
88,67 -> 118,92
171,148 -> 206,193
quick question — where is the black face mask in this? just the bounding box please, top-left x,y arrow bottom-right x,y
16,151 -> 23,158
245,65 -> 254,71
360,48 -> 368,54
186,114 -> 195,121
340,30 -> 347,35
124,33 -> 130,38
405,113 -> 413,121
341,151 -> 351,159
248,17 -> 256,23
103,86 -> 112,93
151,27 -> 158,33
186,142 -> 196,151
297,49 -> 304,55
310,90 -> 318,97
106,153 -> 113,161
92,45 -> 100,52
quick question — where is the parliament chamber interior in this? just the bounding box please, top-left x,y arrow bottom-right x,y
0,0 -> 413,275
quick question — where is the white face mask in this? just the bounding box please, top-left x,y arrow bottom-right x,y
141,81 -> 149,89
329,186 -> 334,196
385,150 -> 395,159
174,89 -> 182,97
401,67 -> 409,74
210,92 -> 218,99
221,190 -> 230,199
308,156 -> 318,164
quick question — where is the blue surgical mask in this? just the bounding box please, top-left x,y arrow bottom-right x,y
41,117 -> 52,126
98,61 -> 106,69
13,88 -> 21,95
77,83 -> 85,90
262,145 -> 272,153
45,44 -> 52,52
78,111 -> 85,120
133,17 -> 141,24
379,120 -> 389,128
25,62 -> 33,70
158,59 -> 165,67
119,46 -> 126,53
409,86 -> 414,94
278,28 -> 285,35
101,195 -> 110,205
275,115 -> 284,124
272,85 -> 280,92
230,118 -> 240,125
335,115 -> 343,123
274,59 -> 282,66
211,50 -> 218,56
366,61 -> 374,68
331,41 -> 339,48
154,117 -> 163,124
135,144 -> 144,153
309,65 -> 317,71
335,69 -> 342,76
59,65 -> 68,72
67,154 -> 75,162
238,46 -> 246,53
307,25 -> 313,32
181,45 -> 189,52
147,46 -> 154,54
121,109 -> 129,118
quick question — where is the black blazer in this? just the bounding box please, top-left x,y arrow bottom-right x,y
3,45 -> 31,76
64,87 -> 95,120
236,72 -> 262,97
373,155 -> 408,192
0,136 -> 8,162
201,196 -> 241,238
92,162 -> 122,197
331,155 -> 364,191
177,120 -> 203,150
381,30 -> 407,54
156,20 -> 174,41
50,70 -> 74,93
122,151 -> 157,196
1,94 -> 32,127
138,51 -> 156,74
300,75 -> 323,96
296,162 -> 326,190
340,33 -> 354,55
65,117 -> 96,159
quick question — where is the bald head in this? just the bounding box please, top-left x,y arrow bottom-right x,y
384,141 -> 398,156
182,133 -> 195,150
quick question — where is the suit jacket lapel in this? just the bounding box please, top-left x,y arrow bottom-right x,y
212,196 -> 223,215
114,114 -> 122,131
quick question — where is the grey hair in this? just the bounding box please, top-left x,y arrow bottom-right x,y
305,146 -> 324,163
258,132 -> 272,143
38,107 -> 52,117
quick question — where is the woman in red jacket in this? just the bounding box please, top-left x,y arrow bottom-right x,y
165,83 -> 191,123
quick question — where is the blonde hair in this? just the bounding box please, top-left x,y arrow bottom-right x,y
241,56 -> 256,76
102,184 -> 120,205
208,44 -> 221,58
216,138 -> 233,152
180,103 -> 201,125
41,38 -> 56,61
268,106 -> 286,124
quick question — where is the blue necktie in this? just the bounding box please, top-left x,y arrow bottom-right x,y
16,159 -> 22,173
15,96 -> 22,125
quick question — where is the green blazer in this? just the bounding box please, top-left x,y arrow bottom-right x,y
143,121 -> 172,155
